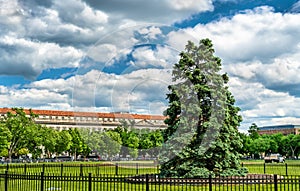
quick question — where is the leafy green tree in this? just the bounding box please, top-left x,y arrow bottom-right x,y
139,131 -> 154,150
22,124 -> 45,159
112,126 -> 139,158
0,149 -> 8,158
101,131 -> 122,157
55,130 -> 72,155
281,135 -> 290,157
18,148 -> 29,156
68,128 -> 90,159
290,134 -> 300,158
0,121 -> 11,154
249,137 -> 270,157
2,108 -> 39,160
149,130 -> 164,152
138,129 -> 163,157
124,132 -> 139,158
281,134 -> 300,158
261,134 -> 279,154
160,39 -> 246,178
248,123 -> 259,140
79,129 -> 104,155
79,129 -> 121,158
270,133 -> 284,155
40,127 -> 58,158
238,132 -> 253,157
109,126 -> 164,158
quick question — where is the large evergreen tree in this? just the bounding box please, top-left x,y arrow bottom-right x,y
160,39 -> 247,178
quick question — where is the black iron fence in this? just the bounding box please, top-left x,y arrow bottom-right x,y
1,171 -> 300,191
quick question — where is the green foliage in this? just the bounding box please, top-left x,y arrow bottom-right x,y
79,129 -> 105,155
242,122 -> 300,160
68,128 -> 90,158
0,149 -> 8,157
40,127 -> 59,158
249,137 -> 270,155
248,123 -> 259,139
281,134 -> 300,158
23,124 -> 46,158
18,148 -> 29,155
116,127 -> 140,158
219,167 -> 248,177
0,121 -> 11,153
55,130 -> 72,154
101,131 -> 122,157
1,108 -> 39,159
108,126 -> 163,158
244,124 -> 300,158
160,39 -> 245,178
183,167 -> 212,178
79,126 -> 163,159
238,132 -> 253,156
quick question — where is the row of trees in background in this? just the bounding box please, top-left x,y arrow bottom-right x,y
1,109 -> 300,161
239,123 -> 300,159
0,108 -> 91,159
79,125 -> 163,159
0,108 -> 163,160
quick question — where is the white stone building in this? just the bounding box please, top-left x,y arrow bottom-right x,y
0,108 -> 167,131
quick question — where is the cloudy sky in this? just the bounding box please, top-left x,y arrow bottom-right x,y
1,0 -> 300,132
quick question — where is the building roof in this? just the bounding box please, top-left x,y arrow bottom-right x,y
0,108 -> 166,120
258,124 -> 300,131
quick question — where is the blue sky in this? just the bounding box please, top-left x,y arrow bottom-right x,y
1,0 -> 300,132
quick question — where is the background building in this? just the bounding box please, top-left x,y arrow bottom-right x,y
258,124 -> 300,135
0,108 -> 167,131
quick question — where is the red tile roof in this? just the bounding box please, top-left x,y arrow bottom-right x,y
0,108 -> 166,120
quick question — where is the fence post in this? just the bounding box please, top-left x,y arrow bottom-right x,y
274,174 -> 278,191
61,164 -> 64,176
285,163 -> 288,176
146,174 -> 149,191
24,164 -> 27,174
264,163 -> 266,174
88,173 -> 92,191
42,164 -> 45,173
96,164 -> 99,176
80,164 -> 83,176
4,170 -> 8,191
209,175 -> 212,191
208,174 -> 212,191
6,163 -> 9,171
136,163 -> 139,175
115,163 -> 118,176
40,172 -> 44,191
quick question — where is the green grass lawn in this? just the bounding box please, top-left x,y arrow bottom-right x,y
2,160 -> 300,175
0,161 -> 159,175
241,159 -> 300,164
241,160 -> 300,175
2,160 -> 300,176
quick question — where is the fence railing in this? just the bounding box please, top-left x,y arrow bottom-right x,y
1,171 -> 300,191
242,163 -> 300,176
0,163 -> 160,176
